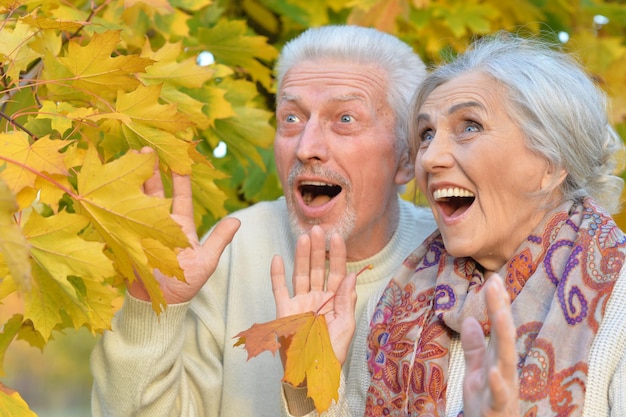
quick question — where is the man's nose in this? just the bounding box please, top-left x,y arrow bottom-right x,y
295,118 -> 329,163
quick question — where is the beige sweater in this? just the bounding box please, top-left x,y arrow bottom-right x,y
282,265 -> 626,416
90,197 -> 437,417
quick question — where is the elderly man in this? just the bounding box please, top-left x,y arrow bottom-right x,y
90,25 -> 436,417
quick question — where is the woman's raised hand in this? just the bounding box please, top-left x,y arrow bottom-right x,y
461,272 -> 520,417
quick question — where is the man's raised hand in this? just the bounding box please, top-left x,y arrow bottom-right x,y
128,147 -> 240,304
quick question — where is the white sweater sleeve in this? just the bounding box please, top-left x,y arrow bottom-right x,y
583,265 -> 626,417
91,239 -> 235,417
90,296 -> 204,416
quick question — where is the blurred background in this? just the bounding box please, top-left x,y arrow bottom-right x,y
2,295 -> 97,416
1,0 -> 625,415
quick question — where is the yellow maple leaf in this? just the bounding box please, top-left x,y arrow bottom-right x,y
190,161 -> 229,226
140,41 -> 218,89
0,315 -> 23,375
74,147 -> 189,313
115,84 -> 195,134
36,101 -> 75,134
0,132 -> 68,198
20,210 -> 118,340
107,84 -> 196,174
160,84 -> 214,130
0,20 -> 40,85
187,84 -> 235,129
0,382 -> 37,416
21,14 -> 83,31
0,178 -> 31,292
234,312 -> 340,413
58,30 -> 154,100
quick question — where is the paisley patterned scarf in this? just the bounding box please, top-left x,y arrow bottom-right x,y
365,198 -> 626,416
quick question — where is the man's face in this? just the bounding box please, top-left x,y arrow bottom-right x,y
274,60 -> 413,261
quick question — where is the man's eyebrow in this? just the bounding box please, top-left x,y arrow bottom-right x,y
329,94 -> 365,103
278,93 -> 366,104
278,93 -> 299,103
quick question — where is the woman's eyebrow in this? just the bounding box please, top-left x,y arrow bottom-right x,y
448,101 -> 484,114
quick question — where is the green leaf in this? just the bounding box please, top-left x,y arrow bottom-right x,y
194,19 -> 278,89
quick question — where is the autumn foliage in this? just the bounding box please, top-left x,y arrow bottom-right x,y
1,0 -> 625,414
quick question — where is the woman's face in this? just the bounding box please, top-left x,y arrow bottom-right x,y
414,71 -> 563,271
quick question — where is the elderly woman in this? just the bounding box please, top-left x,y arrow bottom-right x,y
273,32 -> 626,417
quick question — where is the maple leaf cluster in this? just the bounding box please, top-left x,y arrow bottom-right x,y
0,1 -> 279,412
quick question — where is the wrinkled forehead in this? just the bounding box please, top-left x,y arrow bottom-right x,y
278,59 -> 389,98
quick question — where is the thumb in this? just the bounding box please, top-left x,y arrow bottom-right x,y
199,217 -> 241,271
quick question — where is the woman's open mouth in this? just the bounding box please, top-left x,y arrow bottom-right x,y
433,187 -> 475,218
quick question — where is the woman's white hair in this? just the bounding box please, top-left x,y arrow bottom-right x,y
276,25 -> 427,158
410,31 -> 624,213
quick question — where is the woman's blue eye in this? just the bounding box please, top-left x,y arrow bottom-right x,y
465,124 -> 479,132
340,115 -> 353,123
421,130 -> 434,142
286,114 -> 298,123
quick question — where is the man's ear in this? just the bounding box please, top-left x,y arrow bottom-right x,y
394,151 -> 415,185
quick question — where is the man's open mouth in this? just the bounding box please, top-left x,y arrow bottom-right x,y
300,181 -> 342,206
433,187 -> 475,217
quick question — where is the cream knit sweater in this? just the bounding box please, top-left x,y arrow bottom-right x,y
90,197 -> 437,417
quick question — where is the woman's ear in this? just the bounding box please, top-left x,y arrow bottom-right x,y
540,162 -> 567,192
394,151 -> 415,185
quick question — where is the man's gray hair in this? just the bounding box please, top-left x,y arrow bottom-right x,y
276,25 -> 427,157
410,31 -> 624,213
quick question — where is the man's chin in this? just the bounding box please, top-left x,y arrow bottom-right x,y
287,212 -> 355,246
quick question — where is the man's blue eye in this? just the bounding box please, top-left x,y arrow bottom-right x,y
341,115 -> 352,123
286,115 -> 298,123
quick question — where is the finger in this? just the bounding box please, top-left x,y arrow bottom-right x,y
271,255 -> 291,318
198,217 -> 240,273
171,174 -> 197,238
292,233 -> 311,295
140,147 -> 165,198
485,273 -> 517,384
329,271 -> 357,365
326,233 -> 347,293
309,225 -> 327,291
487,366 -> 509,411
333,272 -> 357,318
461,316 -> 488,377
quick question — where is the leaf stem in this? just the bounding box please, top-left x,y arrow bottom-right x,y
314,264 -> 373,315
